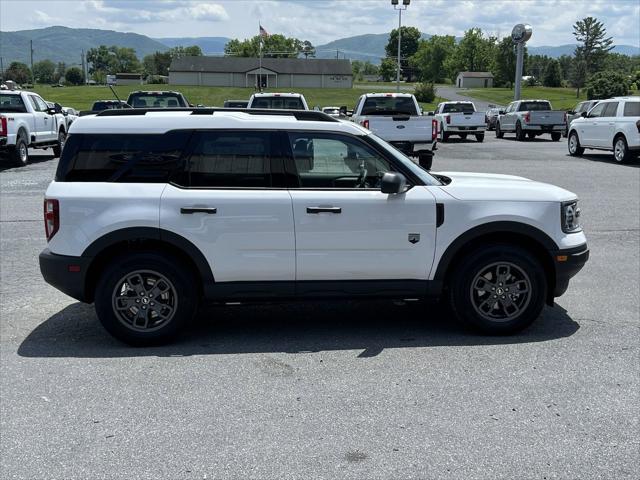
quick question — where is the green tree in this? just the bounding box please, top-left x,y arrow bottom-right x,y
570,60 -> 587,97
55,62 -> 66,83
224,35 -> 304,58
351,60 -> 363,80
573,16 -> 614,75
411,35 -> 456,83
87,45 -> 141,76
111,47 -> 141,73
585,70 -> 629,99
379,58 -> 397,82
557,55 -> 574,81
543,59 -> 562,87
493,36 -> 527,87
65,67 -> 85,85
300,40 -> 316,59
4,62 -> 31,84
32,60 -> 56,84
142,51 -> 172,76
362,61 -> 378,75
526,54 -> 552,81
385,26 -> 421,81
445,28 -> 496,80
169,45 -> 203,58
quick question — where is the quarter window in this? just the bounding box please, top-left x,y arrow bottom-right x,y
623,102 -> 640,117
287,133 -> 395,189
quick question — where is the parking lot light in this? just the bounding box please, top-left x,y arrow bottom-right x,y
391,0 -> 410,93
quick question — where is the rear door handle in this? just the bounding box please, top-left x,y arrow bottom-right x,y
306,206 -> 342,214
180,207 -> 217,214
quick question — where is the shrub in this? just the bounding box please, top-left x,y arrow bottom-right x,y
65,67 -> 85,86
586,71 -> 629,99
414,82 -> 436,103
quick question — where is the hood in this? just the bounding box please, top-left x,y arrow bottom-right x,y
433,171 -> 577,202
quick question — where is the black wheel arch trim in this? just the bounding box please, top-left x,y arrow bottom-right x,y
432,221 -> 558,283
82,227 -> 215,294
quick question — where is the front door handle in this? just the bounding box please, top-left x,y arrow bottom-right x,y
180,207 -> 217,214
306,206 -> 342,214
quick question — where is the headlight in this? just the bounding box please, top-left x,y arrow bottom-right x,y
561,200 -> 582,233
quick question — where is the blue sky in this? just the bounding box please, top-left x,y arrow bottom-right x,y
1,0 -> 639,46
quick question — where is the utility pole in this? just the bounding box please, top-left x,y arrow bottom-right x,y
336,49 -> 339,60
81,50 -> 86,84
0,57 -> 4,81
30,40 -> 34,83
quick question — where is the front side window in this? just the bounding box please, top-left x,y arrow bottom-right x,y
181,131 -> 273,188
287,132 -> 395,189
602,102 -> 619,117
587,103 -> 606,118
28,95 -> 42,112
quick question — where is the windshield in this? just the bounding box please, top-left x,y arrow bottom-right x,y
128,92 -> 187,108
519,101 -> 552,111
0,93 -> 27,113
442,103 -> 475,114
362,96 -> 418,116
250,97 -> 305,110
367,133 -> 442,186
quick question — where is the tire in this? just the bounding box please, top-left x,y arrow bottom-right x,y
10,133 -> 29,167
495,122 -> 504,139
439,127 -> 448,143
448,245 -> 547,335
475,133 -> 484,142
515,122 -> 525,141
527,132 -> 536,140
94,252 -> 199,346
52,130 -> 66,158
418,152 -> 433,170
613,135 -> 632,164
568,131 -> 584,156
551,132 -> 561,142
460,133 -> 468,140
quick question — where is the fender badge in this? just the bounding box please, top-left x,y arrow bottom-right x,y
408,233 -> 420,244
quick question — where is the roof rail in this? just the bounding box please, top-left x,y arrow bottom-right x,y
95,107 -> 341,122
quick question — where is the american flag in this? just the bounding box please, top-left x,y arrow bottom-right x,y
259,25 -> 269,38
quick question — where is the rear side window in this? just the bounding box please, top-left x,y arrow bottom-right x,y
0,94 -> 27,113
56,131 -> 190,182
623,102 -> 640,117
177,131 -> 273,188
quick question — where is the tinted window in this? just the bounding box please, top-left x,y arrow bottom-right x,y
519,101 -> 552,111
128,92 -> 187,108
287,132 -> 395,189
362,97 -> 418,116
0,94 -> 27,113
251,97 -> 305,110
623,102 -> 640,117
602,102 -> 619,117
181,131 -> 273,188
442,103 -> 475,114
56,131 -> 190,182
223,101 -> 248,108
587,103 -> 606,118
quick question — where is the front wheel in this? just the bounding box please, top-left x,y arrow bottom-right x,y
94,252 -> 199,346
495,122 -> 504,139
448,245 -> 547,334
439,128 -> 449,143
568,131 -> 584,156
52,130 -> 66,158
475,133 -> 484,142
515,122 -> 525,141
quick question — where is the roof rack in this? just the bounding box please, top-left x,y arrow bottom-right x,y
95,107 -> 341,122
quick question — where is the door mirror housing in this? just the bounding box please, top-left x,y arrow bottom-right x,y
426,111 -> 434,116
581,111 -> 588,118
380,172 -> 408,194
499,110 -> 505,115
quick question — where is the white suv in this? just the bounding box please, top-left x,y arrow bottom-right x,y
40,108 -> 589,345
568,96 -> 640,163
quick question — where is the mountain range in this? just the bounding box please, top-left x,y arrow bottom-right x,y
1,26 -> 638,68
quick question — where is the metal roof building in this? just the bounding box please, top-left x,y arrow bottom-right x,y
169,56 -> 353,89
455,71 -> 494,88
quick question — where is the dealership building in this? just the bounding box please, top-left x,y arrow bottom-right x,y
169,56 -> 353,89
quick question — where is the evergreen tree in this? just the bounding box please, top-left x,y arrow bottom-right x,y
543,59 -> 562,87
573,16 -> 613,75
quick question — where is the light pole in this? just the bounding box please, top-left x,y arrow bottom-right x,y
511,23 -> 532,101
391,0 -> 410,93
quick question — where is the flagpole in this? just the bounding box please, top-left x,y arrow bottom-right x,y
258,21 -> 263,92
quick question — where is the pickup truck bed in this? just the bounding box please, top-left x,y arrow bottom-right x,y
434,102 -> 486,142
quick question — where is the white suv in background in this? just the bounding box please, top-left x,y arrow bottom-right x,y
568,97 -> 640,163
40,108 -> 588,345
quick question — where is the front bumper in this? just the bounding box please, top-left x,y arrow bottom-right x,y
39,248 -> 92,302
550,244 -> 589,299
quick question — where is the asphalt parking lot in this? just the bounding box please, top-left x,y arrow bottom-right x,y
1,135 -> 639,479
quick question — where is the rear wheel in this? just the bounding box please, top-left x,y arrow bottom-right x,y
551,132 -> 561,142
94,252 -> 199,346
448,245 -> 547,334
475,133 -> 484,142
52,130 -> 65,158
439,128 -> 449,143
495,122 -> 504,139
613,136 -> 631,164
515,122 -> 525,141
10,134 -> 29,167
568,131 -> 584,156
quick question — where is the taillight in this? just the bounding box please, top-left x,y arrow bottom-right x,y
432,118 -> 438,140
445,115 -> 451,124
44,199 -> 59,241
0,116 -> 7,136
362,119 -> 369,129
636,120 -> 640,133
524,112 -> 530,123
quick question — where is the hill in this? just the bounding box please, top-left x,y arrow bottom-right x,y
154,37 -> 231,55
528,44 -> 640,57
0,26 -> 169,66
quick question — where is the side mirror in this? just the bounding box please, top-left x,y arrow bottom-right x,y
426,111 -> 434,116
380,172 -> 407,194
567,111 -> 575,115
499,110 -> 505,115
339,106 -> 347,115
581,112 -> 588,118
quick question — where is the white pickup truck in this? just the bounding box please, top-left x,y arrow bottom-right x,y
1,90 -> 67,166
433,101 -> 486,142
496,99 -> 566,141
351,93 -> 437,169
